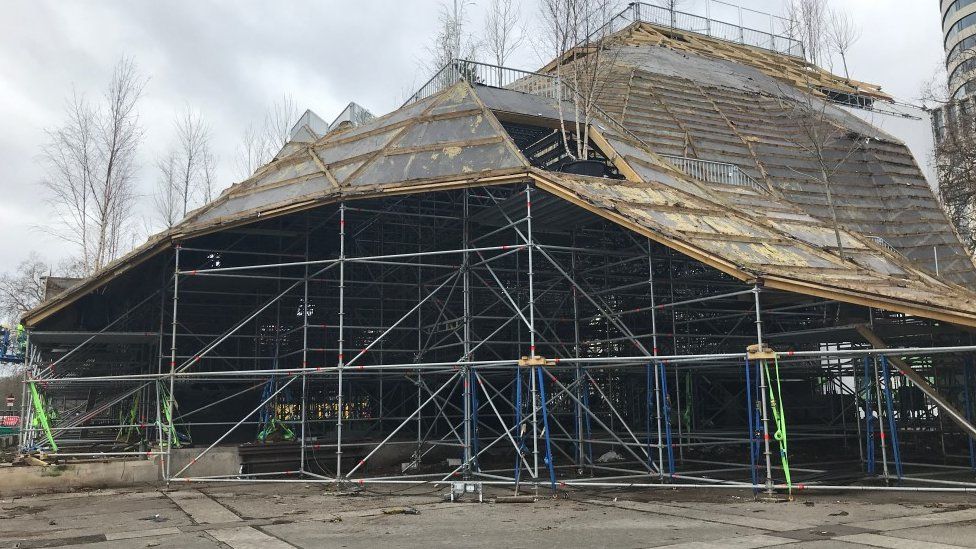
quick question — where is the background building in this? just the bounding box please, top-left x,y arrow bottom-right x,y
934,0 -> 976,144
944,0 -> 976,100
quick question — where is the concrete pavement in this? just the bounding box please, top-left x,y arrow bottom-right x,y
2,483 -> 976,548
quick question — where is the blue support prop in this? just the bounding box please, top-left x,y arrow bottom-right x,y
965,359 -> 976,471
536,367 -> 558,492
659,361 -> 675,477
745,358 -> 758,492
880,357 -> 903,480
863,357 -> 876,475
258,378 -> 274,428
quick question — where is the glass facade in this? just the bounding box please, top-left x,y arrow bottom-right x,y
954,80 -> 976,99
949,56 -> 976,90
945,0 -> 976,25
947,34 -> 976,63
945,1 -> 976,101
946,11 -> 976,45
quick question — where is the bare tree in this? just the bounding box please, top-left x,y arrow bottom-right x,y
236,95 -> 298,179
826,9 -> 860,80
0,254 -> 49,325
265,95 -> 298,154
173,108 -> 212,216
539,0 -> 621,160
784,0 -> 829,68
40,58 -> 146,275
153,150 -> 181,229
483,0 -> 525,67
237,124 -> 269,180
422,0 -> 480,94
151,108 -> 215,229
201,150 -> 218,204
0,254 -> 86,324
921,63 -> 976,251
775,84 -> 871,260
935,107 -> 976,251
654,0 -> 686,27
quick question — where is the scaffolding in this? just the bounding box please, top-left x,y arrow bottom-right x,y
15,13 -> 976,497
18,184 -> 976,496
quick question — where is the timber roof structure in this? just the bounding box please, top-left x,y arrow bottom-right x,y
25,19 -> 976,328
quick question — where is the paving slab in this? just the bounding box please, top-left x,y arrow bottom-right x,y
847,506 -> 976,532
584,498 -> 806,531
208,526 -> 295,549
834,532 -> 967,549
104,526 -> 182,540
75,532 -> 221,549
877,522 -> 976,548
265,498 -> 762,549
774,541 -> 868,548
656,534 -> 798,548
164,489 -> 241,524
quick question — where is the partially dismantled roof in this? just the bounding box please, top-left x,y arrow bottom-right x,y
24,26 -> 976,328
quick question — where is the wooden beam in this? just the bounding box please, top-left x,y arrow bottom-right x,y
855,324 -> 976,440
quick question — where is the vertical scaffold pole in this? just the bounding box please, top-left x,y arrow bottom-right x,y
647,238 -> 664,478
300,218 -> 310,475
571,230 -> 584,469
462,188 -> 472,479
336,203 -> 346,480
881,356 -> 903,480
166,244 -> 181,482
853,354 -> 865,471
526,184 -> 539,480
753,285 -> 773,495
964,358 -> 976,470
536,366 -> 557,492
873,356 -> 891,482
659,361 -> 674,477
863,356 -> 876,475
675,369 -> 684,464
18,342 -> 30,451
513,369 -> 524,492
154,284 -> 168,476
416,200 -> 423,462
745,357 -> 758,492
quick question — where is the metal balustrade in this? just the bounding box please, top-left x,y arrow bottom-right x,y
405,59 -> 643,145
659,154 -> 766,193
867,235 -> 904,257
601,2 -> 804,58
404,60 -> 561,106
405,2 -> 804,106
406,61 -> 771,196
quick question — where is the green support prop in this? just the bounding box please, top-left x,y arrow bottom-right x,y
159,382 -> 182,449
118,394 -> 140,443
29,382 -> 58,452
257,416 -> 295,442
763,357 -> 792,495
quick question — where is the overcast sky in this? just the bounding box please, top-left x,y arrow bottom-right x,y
0,0 -> 947,272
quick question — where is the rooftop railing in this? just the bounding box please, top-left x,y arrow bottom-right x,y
404,60 -> 559,106
406,59 -> 658,156
659,154 -> 766,193
867,235 -> 904,258
406,60 -> 770,196
406,2 -> 803,107
597,2 -> 804,59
